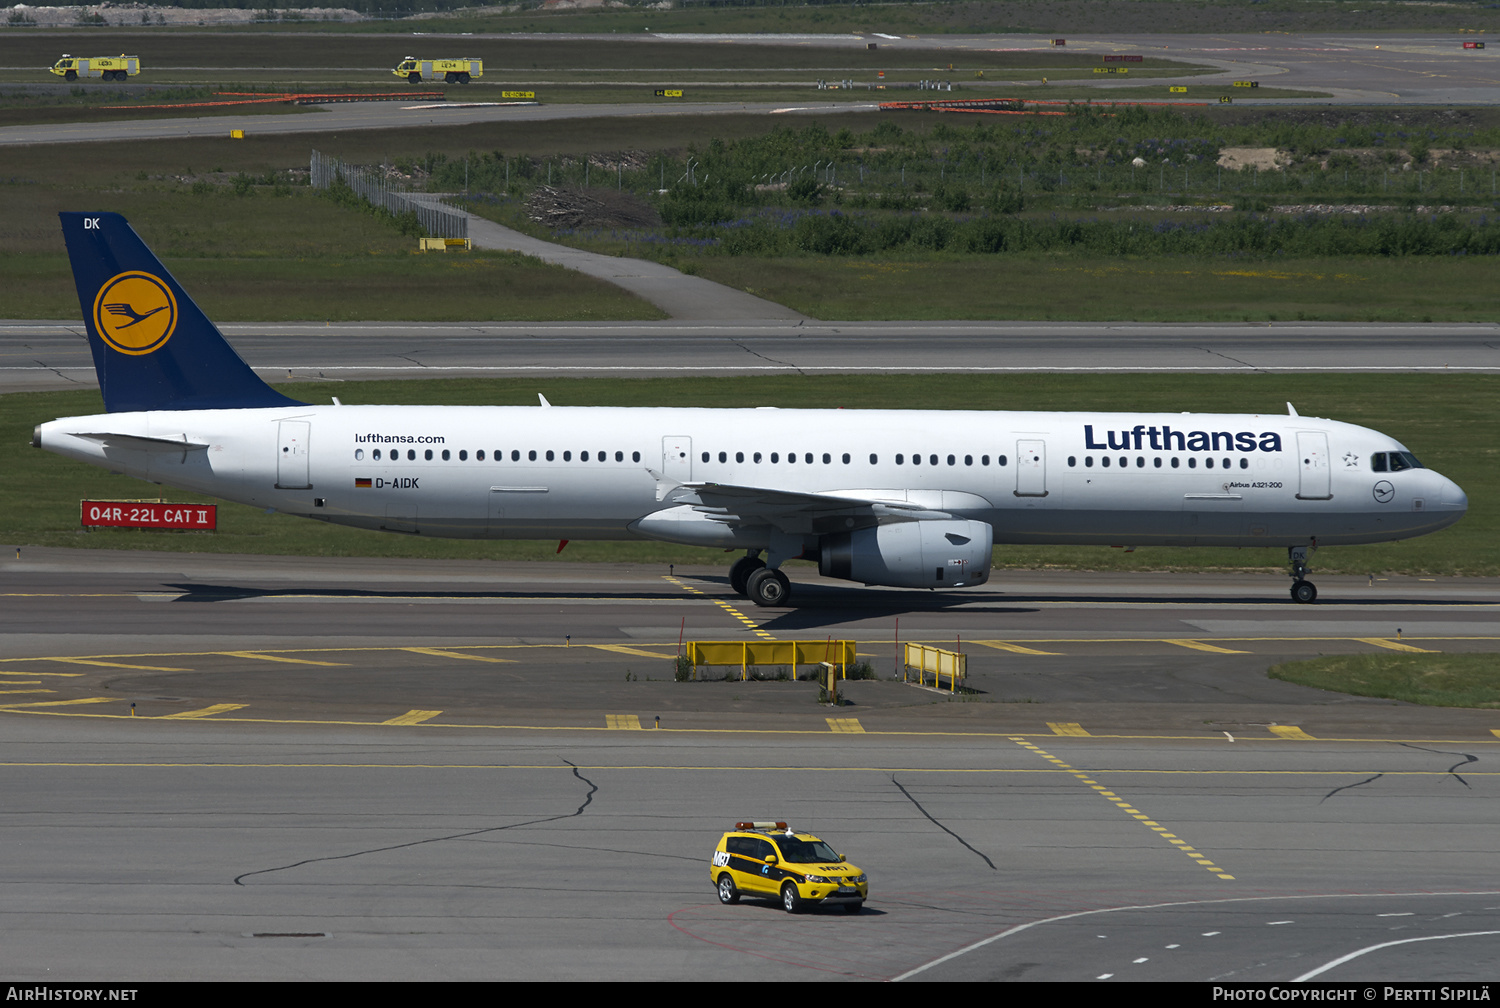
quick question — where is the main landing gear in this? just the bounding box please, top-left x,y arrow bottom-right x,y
1288,544 -> 1317,604
729,551 -> 790,607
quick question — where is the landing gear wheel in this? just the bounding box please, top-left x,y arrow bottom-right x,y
1290,580 -> 1318,604
728,555 -> 765,596
746,567 -> 791,608
781,882 -> 803,914
716,874 -> 740,905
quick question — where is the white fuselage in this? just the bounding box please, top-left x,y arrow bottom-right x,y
36,404 -> 1467,553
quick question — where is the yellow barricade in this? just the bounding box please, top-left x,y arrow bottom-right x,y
685,640 -> 855,681
903,643 -> 966,692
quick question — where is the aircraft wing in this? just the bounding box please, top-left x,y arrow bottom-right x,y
661,481 -> 950,536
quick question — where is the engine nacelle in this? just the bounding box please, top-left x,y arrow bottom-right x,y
819,519 -> 992,589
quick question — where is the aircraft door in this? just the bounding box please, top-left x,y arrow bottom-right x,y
662,436 -> 692,482
1015,439 -> 1048,497
275,420 -> 312,489
1295,431 -> 1332,500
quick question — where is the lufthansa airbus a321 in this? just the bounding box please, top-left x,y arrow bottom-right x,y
33,212 -> 1468,606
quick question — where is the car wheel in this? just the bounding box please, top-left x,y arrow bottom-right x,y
716,874 -> 739,905
781,882 -> 803,914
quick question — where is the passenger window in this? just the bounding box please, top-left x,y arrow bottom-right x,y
632,451 -> 641,462
408,450 -> 416,460
442,450 -> 451,461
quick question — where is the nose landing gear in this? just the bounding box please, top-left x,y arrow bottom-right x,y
1289,543 -> 1318,603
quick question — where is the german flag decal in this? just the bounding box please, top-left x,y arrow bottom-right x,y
355,478 -> 372,488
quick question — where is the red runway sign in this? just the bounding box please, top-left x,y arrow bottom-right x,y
81,501 -> 217,529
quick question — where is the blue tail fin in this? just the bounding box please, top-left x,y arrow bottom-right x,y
60,212 -> 306,413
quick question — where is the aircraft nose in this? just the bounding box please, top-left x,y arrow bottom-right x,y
1439,473 -> 1468,514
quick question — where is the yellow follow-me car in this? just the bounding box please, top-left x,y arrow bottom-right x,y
711,822 -> 868,914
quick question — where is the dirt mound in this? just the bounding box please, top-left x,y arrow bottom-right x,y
526,185 -> 662,231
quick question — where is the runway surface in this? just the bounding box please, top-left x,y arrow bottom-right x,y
4,319 -> 1498,393
7,31 -> 1500,150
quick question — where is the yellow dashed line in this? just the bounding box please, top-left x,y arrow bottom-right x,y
401,647 -> 516,664
1007,736 -> 1235,881
0,689 -> 53,695
221,651 -> 350,667
606,714 -> 642,730
1358,638 -> 1439,654
827,718 -> 864,733
974,640 -> 1062,655
160,704 -> 249,720
0,697 -> 115,708
1162,639 -> 1250,654
664,575 -> 777,640
1269,725 -> 1315,740
383,709 -> 442,725
1048,722 -> 1091,736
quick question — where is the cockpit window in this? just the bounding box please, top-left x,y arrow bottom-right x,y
1372,451 -> 1424,472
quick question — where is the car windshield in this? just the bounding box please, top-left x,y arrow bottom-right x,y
777,837 -> 840,863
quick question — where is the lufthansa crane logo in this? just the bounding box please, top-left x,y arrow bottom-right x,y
92,271 -> 177,356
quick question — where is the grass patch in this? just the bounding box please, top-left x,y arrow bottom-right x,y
10,373 -> 1495,574
1269,654 -> 1500,708
663,254 -> 1500,322
1,185 -> 662,321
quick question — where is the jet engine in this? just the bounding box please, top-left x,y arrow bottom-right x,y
819,519 -> 992,589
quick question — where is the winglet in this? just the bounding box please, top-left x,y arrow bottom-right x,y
59,212 -> 306,413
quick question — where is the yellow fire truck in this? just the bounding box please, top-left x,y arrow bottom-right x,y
50,55 -> 141,82
392,57 -> 482,84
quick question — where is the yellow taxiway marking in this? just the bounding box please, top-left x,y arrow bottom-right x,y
827,718 -> 865,733
606,714 -> 642,730
1270,725 -> 1316,740
1048,722 -> 1091,736
0,689 -> 53,695
664,575 -> 777,641
221,651 -> 350,666
401,647 -> 516,664
0,697 -> 115,708
593,644 -> 675,660
160,703 -> 249,719
46,658 -> 191,672
383,709 -> 442,725
1009,736 -> 1235,881
1162,639 -> 1250,654
973,640 -> 1062,655
1357,638 -> 1439,654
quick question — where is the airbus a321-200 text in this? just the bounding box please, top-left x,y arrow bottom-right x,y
34,213 -> 1468,606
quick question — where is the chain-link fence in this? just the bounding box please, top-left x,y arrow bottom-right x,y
309,149 -> 468,239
